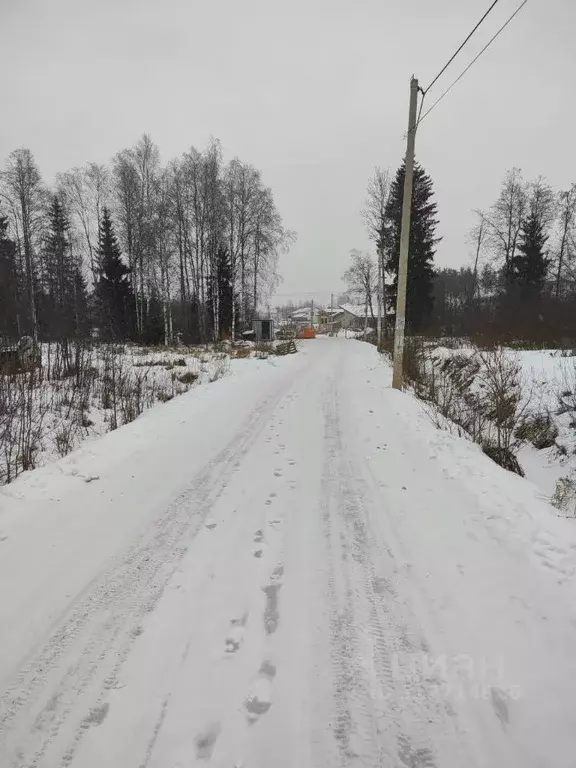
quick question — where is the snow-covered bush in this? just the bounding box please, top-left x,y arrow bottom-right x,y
411,344 -> 531,476
515,413 -> 558,450
552,476 -> 576,517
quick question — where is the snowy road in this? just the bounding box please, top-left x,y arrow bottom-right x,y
2,339 -> 576,767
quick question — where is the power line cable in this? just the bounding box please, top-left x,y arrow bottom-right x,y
424,0 -> 502,94
417,0 -> 530,128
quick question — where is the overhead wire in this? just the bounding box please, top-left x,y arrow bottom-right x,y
423,0 -> 502,95
415,0 -> 531,129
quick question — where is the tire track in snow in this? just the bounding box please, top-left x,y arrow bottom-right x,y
321,376 -> 444,767
0,373 -> 301,768
321,381 -> 381,766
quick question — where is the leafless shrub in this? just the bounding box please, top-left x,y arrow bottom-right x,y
411,345 -> 531,476
157,388 -> 174,403
481,442 -> 525,476
0,366 -> 49,482
119,366 -> 153,425
552,476 -> 576,517
176,370 -> 199,385
556,363 -> 576,415
515,412 -> 558,449
255,342 -> 273,358
210,355 -> 230,382
402,337 -> 427,393
476,348 -> 526,466
0,339 -> 235,486
55,426 -> 75,457
134,359 -> 168,368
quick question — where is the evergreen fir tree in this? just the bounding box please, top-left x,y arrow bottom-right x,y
0,214 -> 20,339
509,209 -> 549,303
41,196 -> 79,338
385,160 -> 440,332
95,208 -> 134,340
72,267 -> 90,336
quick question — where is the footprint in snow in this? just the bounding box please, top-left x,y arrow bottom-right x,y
253,529 -> 264,543
195,721 -> 221,759
205,522 -> 217,531
273,469 -> 283,477
253,549 -> 264,558
81,703 -> 109,729
244,661 -> 276,722
261,565 -> 284,635
491,687 -> 510,727
225,613 -> 248,654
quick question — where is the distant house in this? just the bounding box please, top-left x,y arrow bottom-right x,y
339,304 -> 376,330
338,304 -> 396,332
292,306 -> 311,323
291,306 -> 320,328
316,306 -> 345,333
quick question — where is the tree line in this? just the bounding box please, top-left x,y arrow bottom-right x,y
435,170 -> 576,342
0,136 -> 293,345
350,159 -> 576,343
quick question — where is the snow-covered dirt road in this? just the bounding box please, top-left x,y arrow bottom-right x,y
2,339 -> 576,767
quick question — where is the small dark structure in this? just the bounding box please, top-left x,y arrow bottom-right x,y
252,319 -> 275,342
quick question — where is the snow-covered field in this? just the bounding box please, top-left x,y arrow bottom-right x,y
515,349 -> 576,497
2,338 -> 576,766
0,342 -> 269,486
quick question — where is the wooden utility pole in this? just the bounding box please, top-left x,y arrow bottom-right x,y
392,76 -> 419,390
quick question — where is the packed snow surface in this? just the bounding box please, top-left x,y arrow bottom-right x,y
1,339 -> 576,767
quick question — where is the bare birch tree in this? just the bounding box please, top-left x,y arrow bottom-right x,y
342,249 -> 377,331
0,149 -> 47,339
483,168 -> 527,272
56,163 -> 110,284
363,167 -> 391,345
553,184 -> 576,297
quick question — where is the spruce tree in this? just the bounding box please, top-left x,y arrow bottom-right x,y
41,196 -> 79,338
385,160 -> 439,332
72,268 -> 90,336
509,209 -> 549,303
95,208 -> 134,340
0,215 -> 20,339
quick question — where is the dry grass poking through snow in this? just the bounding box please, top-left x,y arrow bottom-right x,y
0,340 -> 250,486
389,337 -> 576,510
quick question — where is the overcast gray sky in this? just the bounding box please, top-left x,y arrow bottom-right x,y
1,0 -> 574,305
